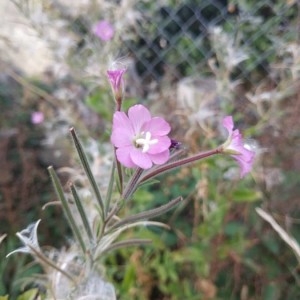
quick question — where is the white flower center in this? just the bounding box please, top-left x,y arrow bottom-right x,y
135,131 -> 158,153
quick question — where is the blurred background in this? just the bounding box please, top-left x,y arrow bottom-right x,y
0,0 -> 300,299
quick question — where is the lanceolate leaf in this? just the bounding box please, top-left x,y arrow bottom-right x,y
102,239 -> 152,254
48,166 -> 86,255
110,196 -> 183,230
70,127 -> 105,221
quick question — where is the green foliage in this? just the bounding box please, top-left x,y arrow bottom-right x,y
102,156 -> 300,299
86,88 -> 113,120
16,289 -> 39,300
0,288 -> 41,300
86,87 -> 140,123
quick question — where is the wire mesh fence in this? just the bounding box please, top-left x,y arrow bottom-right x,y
122,0 -> 298,87
2,0 -> 298,91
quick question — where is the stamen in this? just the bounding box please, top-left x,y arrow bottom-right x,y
136,132 -> 158,153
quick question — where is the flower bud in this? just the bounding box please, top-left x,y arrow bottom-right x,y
107,67 -> 126,110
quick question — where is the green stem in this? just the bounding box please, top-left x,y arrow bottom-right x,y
105,168 -> 144,224
122,167 -> 144,201
140,148 -> 221,183
105,160 -> 116,214
115,151 -> 123,194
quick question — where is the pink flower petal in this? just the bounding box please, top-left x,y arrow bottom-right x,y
149,150 -> 170,165
130,148 -> 153,169
147,136 -> 171,154
111,128 -> 133,148
112,111 -> 131,129
128,105 -> 151,134
222,116 -> 234,134
116,146 -> 136,168
227,130 -> 245,153
143,117 -> 171,136
232,149 -> 255,178
222,116 -> 255,177
111,112 -> 134,147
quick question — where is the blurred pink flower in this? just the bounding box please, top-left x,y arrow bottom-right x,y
111,104 -> 171,169
222,116 -> 255,177
92,20 -> 114,41
31,111 -> 44,124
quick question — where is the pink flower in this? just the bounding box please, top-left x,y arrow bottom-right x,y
107,68 -> 126,102
92,20 -> 114,41
111,105 -> 171,169
31,111 -> 44,124
222,116 -> 255,177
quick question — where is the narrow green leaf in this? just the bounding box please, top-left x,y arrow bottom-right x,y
69,128 -> 105,221
95,221 -> 169,259
48,166 -> 86,254
102,239 -> 152,254
110,196 -> 183,230
70,183 -> 94,243
104,160 -> 115,214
